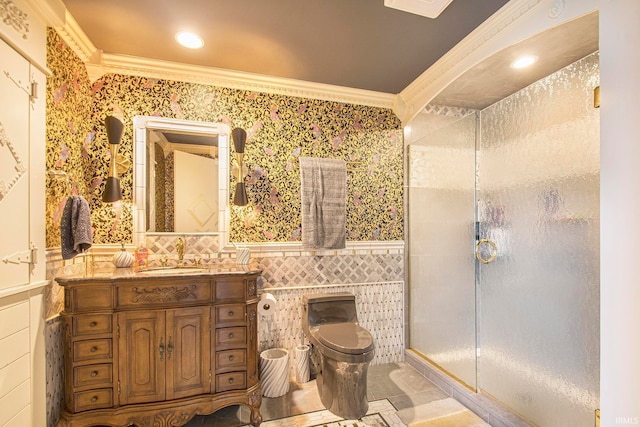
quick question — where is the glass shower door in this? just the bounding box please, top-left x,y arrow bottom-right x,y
408,112 -> 478,389
475,53 -> 600,426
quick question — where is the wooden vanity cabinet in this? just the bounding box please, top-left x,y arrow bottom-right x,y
56,272 -> 262,427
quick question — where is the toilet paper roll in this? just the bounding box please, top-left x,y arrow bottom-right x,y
259,292 -> 277,317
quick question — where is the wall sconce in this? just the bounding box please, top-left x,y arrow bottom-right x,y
232,127 -> 249,206
102,116 -> 124,202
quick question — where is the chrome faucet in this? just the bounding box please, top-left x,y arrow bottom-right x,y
176,237 -> 185,266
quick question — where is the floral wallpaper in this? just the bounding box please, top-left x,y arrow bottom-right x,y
45,29 -> 404,246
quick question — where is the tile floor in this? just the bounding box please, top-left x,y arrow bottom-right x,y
183,362 -> 477,427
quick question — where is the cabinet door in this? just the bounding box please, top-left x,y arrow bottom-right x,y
0,40 -> 30,290
166,306 -> 211,399
118,311 -> 165,405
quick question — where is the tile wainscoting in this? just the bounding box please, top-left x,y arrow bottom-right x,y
44,240 -> 405,426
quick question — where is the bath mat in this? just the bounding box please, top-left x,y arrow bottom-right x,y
397,398 -> 490,427
246,399 -> 405,427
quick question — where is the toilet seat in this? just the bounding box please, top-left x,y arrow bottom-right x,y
312,323 -> 374,355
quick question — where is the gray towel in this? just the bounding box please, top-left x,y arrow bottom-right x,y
299,157 -> 346,249
60,196 -> 93,260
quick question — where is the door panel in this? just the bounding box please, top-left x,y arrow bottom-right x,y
0,40 -> 30,290
174,150 -> 218,232
477,53 -> 600,426
166,307 -> 210,399
408,113 -> 478,389
118,311 -> 165,405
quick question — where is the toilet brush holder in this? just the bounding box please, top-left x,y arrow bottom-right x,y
295,344 -> 310,383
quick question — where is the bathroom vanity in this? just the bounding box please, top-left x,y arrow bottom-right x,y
55,266 -> 262,427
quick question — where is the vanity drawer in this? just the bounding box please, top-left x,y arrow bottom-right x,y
73,339 -> 113,362
116,280 -> 211,308
216,349 -> 246,372
215,372 -> 246,393
73,388 -> 113,412
73,314 -> 112,337
215,279 -> 246,301
73,364 -> 113,388
65,284 -> 113,312
215,304 -> 245,324
215,327 -> 246,347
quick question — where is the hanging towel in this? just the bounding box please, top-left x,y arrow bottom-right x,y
299,157 -> 346,249
60,195 -> 93,260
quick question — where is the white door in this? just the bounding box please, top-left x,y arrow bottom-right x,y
174,151 -> 218,232
0,40 -> 31,290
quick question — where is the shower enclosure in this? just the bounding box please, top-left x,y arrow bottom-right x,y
407,53 -> 600,426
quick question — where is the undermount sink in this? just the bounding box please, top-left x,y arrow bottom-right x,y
138,267 -> 206,275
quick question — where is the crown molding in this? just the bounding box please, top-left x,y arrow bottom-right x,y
96,53 -> 397,109
54,9 -> 97,62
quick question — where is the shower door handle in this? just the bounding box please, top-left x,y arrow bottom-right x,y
475,238 -> 497,264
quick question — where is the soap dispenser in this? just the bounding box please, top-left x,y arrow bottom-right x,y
112,243 -> 134,268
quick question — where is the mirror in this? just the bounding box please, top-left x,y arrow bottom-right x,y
132,116 -> 230,247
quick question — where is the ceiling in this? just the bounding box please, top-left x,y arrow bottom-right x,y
59,0 -> 510,94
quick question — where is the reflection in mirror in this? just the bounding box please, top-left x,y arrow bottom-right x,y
132,116 -> 230,247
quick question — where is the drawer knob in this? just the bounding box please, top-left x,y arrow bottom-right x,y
91,396 -> 98,403
89,321 -> 97,327
91,371 -> 98,378
228,310 -> 234,316
229,355 -> 235,361
228,377 -> 234,384
228,333 -> 234,339
90,346 -> 98,353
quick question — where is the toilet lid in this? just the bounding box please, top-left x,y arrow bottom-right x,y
312,323 -> 374,355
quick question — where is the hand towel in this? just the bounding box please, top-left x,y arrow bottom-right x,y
60,195 -> 93,260
299,157 -> 346,249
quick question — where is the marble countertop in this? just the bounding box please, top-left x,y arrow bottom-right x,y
55,261 -> 262,283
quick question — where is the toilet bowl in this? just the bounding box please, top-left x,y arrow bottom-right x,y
302,292 -> 374,419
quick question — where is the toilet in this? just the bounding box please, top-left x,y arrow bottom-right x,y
302,293 -> 374,420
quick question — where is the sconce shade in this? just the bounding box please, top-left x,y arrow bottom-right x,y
233,182 -> 248,206
102,176 -> 122,202
232,127 -> 247,153
105,115 -> 124,145
103,115 -> 124,202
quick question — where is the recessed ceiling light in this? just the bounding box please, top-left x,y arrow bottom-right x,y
511,55 -> 538,69
175,32 -> 204,49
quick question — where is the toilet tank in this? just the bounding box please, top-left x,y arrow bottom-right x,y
303,293 -> 358,326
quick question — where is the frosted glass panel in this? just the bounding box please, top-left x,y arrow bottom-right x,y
477,53 -> 600,426
408,112 -> 477,388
